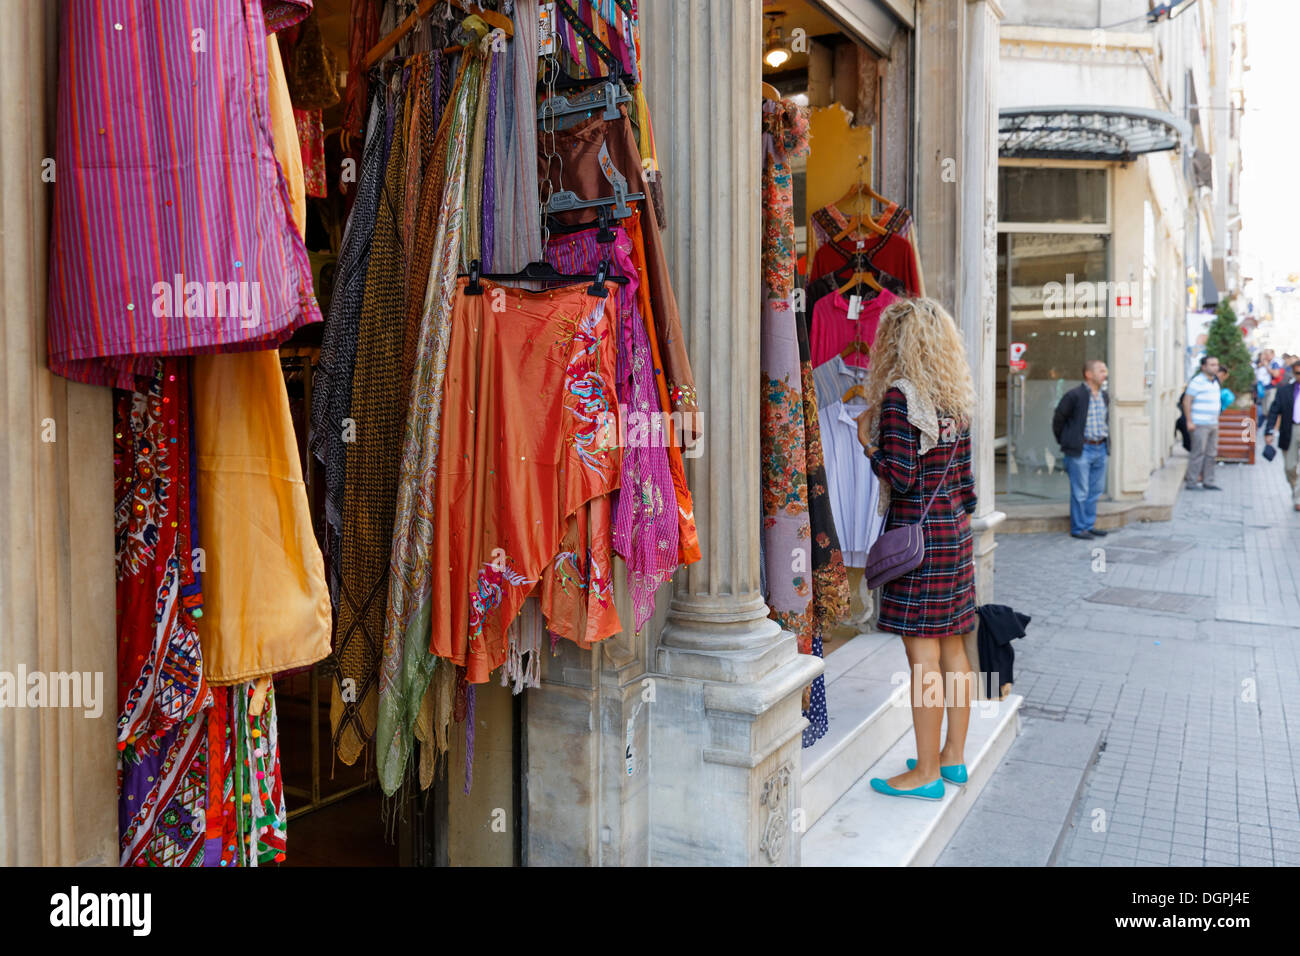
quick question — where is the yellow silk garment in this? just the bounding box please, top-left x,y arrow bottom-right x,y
192,34 -> 331,684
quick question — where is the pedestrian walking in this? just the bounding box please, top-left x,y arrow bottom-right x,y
1183,355 -> 1224,490
1051,359 -> 1110,540
854,297 -> 978,801
1264,355 -> 1300,511
1257,352 -> 1276,429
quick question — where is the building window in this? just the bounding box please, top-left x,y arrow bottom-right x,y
998,166 -> 1108,226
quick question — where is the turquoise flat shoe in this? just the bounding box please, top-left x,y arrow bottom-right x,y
869,776 -> 945,800
906,758 -> 968,785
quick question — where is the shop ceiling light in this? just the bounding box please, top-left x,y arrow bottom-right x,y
764,13 -> 790,70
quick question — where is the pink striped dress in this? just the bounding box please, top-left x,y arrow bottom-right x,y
47,0 -> 321,387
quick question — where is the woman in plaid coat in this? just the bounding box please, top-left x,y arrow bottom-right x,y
857,298 -> 979,800
869,393 -> 977,636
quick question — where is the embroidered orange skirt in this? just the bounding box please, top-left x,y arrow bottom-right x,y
431,278 -> 623,683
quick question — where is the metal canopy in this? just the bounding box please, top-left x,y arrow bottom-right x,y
998,106 -> 1192,162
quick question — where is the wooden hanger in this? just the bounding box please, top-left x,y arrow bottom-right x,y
363,0 -> 513,70
761,82 -> 781,102
834,156 -> 894,209
839,338 -> 870,361
841,383 -> 868,404
834,208 -> 888,240
832,156 -> 894,239
838,263 -> 883,295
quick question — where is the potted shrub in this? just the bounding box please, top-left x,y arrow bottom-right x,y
1206,299 -> 1257,463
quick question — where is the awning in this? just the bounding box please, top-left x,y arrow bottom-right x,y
816,0 -> 911,56
999,106 -> 1193,162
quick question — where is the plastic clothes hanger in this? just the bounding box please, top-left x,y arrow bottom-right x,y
544,206 -> 619,244
459,258 -> 629,299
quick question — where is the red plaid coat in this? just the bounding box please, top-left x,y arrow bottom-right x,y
868,388 -> 977,637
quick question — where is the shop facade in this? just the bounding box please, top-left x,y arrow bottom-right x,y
994,1 -> 1236,516
2,0 -> 1007,868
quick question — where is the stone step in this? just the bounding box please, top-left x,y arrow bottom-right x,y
800,633 -> 913,829
800,694 -> 1023,866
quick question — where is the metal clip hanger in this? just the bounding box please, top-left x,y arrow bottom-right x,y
545,179 -> 644,220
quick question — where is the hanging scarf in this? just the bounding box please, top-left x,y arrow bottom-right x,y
759,98 -> 817,656
310,83 -> 392,605
544,226 -> 678,632
233,681 -> 288,866
376,40 -> 489,797
115,359 -> 214,867
333,64 -> 418,767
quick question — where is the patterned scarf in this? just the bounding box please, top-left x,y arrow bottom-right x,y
759,99 -> 817,655
116,359 -> 214,867
310,82 -> 391,605
376,44 -> 489,796
333,65 -> 417,766
545,227 -> 678,632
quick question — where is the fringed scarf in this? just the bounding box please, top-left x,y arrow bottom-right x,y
376,36 -> 491,797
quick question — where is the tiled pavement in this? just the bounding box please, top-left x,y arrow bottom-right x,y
969,451 -> 1300,866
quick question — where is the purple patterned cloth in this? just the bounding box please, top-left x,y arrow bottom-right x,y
481,51 -> 500,269
545,227 -> 678,633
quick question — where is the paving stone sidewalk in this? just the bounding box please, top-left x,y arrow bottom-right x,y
976,451 -> 1300,866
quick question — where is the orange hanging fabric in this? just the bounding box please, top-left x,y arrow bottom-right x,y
429,279 -> 623,683
191,36 -> 331,684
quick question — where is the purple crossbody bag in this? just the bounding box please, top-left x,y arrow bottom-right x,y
864,439 -> 960,591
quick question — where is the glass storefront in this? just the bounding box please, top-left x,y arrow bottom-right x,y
995,166 -> 1111,502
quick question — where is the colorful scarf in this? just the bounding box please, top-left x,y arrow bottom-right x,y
759,99 -> 818,656
545,226 -> 678,632
377,43 -> 488,797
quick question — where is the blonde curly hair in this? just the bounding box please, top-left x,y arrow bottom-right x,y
860,297 -> 976,436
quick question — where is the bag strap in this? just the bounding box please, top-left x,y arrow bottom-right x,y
918,439 -> 961,523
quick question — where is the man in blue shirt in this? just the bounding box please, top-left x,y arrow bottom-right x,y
1182,355 -> 1223,490
1052,359 -> 1110,539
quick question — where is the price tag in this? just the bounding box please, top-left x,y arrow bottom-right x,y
848,294 -> 862,320
539,2 -> 556,56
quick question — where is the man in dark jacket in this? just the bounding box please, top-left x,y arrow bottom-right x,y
1264,356 -> 1300,511
1052,360 -> 1109,540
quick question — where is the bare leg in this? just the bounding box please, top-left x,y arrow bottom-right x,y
887,636 -> 943,789
939,632 -> 974,766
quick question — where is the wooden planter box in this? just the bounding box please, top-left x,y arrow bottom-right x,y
1216,404 -> 1257,464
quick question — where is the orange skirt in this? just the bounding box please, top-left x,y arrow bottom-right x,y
430,278 -> 623,683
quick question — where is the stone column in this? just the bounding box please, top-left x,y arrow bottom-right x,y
915,0 -> 1005,679
640,0 -> 822,866
0,0 -> 118,866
